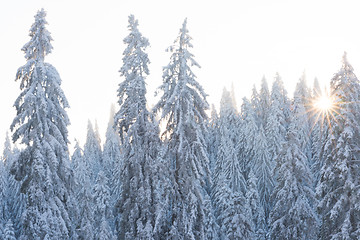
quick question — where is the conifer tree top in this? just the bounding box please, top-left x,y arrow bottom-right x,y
172,18 -> 193,50
22,8 -> 53,61
155,18 -> 207,124
341,51 -> 354,72
115,15 -> 150,141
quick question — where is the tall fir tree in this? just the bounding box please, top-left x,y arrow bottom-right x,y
214,88 -> 246,195
266,73 -> 289,166
230,82 -> 238,112
71,140 -> 93,240
207,104 -> 219,173
213,90 -> 250,239
93,171 -> 115,240
253,124 -> 274,225
114,14 -> 150,142
269,100 -> 318,240
246,169 -> 266,240
10,9 -> 75,239
2,134 -> 24,239
154,19 -> 216,239
238,97 -> 259,179
317,52 -> 360,239
259,76 -> 271,129
114,15 -> 161,239
83,120 -> 103,182
294,73 -> 313,164
103,106 -> 122,233
103,105 -> 121,186
310,78 -> 328,185
223,87 -> 239,146
0,151 -> 7,227
250,85 -> 261,127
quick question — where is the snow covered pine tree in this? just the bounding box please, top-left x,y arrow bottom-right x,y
154,19 -> 217,239
317,52 -> 360,239
114,15 -> 160,239
10,9 -> 75,239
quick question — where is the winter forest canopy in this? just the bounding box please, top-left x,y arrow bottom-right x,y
1,8 -> 360,240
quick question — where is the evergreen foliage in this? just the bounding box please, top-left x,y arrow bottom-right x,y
84,120 -> 103,182
93,171 -> 115,239
154,19 -> 215,239
317,52 -> 360,239
269,106 -> 318,240
103,106 -> 122,233
10,9 -> 74,239
266,73 -> 289,165
253,124 -> 274,224
72,140 -> 94,239
259,76 -> 271,128
4,9 -> 360,240
4,220 -> 16,240
246,170 -> 266,239
114,15 -> 161,239
2,134 -> 24,238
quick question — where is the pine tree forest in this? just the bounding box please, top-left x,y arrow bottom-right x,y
2,8 -> 360,240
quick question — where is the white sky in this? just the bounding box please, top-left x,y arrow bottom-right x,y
1,0 -> 360,150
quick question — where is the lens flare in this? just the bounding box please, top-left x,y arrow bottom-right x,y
314,95 -> 334,112
308,91 -> 339,131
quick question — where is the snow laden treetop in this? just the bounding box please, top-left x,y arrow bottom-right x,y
22,8 -> 53,61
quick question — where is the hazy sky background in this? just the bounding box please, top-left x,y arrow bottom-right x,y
1,0 -> 360,150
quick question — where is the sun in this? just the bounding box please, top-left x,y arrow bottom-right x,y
309,91 -> 339,129
314,94 -> 334,112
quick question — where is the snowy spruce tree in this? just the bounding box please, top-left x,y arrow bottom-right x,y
221,87 -> 239,146
10,9 -> 75,239
310,79 -> 331,186
294,73 -> 312,164
71,140 -> 94,240
311,78 -> 328,184
230,82 -> 238,112
269,102 -> 318,240
213,88 -> 246,195
246,170 -> 266,240
84,120 -> 103,182
114,15 -> 161,239
237,98 -> 255,175
70,140 -> 84,179
103,106 -> 122,233
317,52 -> 360,239
259,76 -> 271,128
237,95 -> 273,228
212,89 -> 251,239
207,104 -> 219,172
213,166 -> 252,240
103,105 -> 121,187
114,14 -> 150,142
2,134 -> 24,238
93,171 -> 115,240
296,72 -> 312,114
250,85 -> 261,126
154,19 -> 216,239
266,73 -> 290,166
252,124 -> 274,226
0,152 -> 7,227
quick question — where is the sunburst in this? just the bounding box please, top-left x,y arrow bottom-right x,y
314,95 -> 334,112
308,91 -> 339,129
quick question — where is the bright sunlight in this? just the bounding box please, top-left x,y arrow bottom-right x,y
309,91 -> 339,129
314,94 -> 334,112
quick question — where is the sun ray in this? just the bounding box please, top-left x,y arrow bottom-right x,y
314,95 -> 333,112
306,90 -> 339,132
